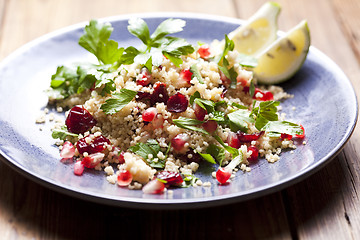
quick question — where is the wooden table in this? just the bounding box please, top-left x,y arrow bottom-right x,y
1,0 -> 360,239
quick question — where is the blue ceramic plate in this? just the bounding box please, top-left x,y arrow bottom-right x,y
0,13 -> 357,209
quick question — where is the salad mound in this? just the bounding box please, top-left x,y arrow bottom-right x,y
47,15 -> 306,194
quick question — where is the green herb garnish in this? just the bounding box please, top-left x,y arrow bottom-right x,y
100,88 -> 137,114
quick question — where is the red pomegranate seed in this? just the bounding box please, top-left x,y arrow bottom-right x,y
179,151 -> 202,163
253,88 -> 274,101
152,114 -> 164,129
60,141 -> 75,159
81,152 -> 105,168
171,133 -> 190,153
280,133 -> 293,140
247,146 -> 259,162
117,170 -> 133,186
136,67 -> 152,86
180,69 -> 193,84
156,171 -> 183,186
295,124 -> 305,139
237,131 -> 264,143
65,105 -> 97,134
193,103 -> 207,121
202,120 -> 218,133
227,132 -> 241,149
136,91 -> 151,101
142,179 -> 165,194
236,76 -> 248,87
167,92 -> 189,113
142,107 -> 157,122
216,168 -> 231,184
76,135 -> 110,155
150,82 -> 169,105
74,161 -> 85,176
118,151 -> 125,164
197,45 -> 211,58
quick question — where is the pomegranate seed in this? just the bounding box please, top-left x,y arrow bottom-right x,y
253,88 -> 274,101
156,171 -> 183,186
193,103 -> 207,121
236,76 -> 248,87
171,133 -> 190,153
60,141 -> 75,159
227,132 -> 241,149
179,151 -> 202,163
280,133 -> 293,140
136,91 -> 151,101
136,67 -> 152,86
81,152 -> 105,168
65,105 -> 97,134
76,135 -> 110,155
142,107 -> 157,122
247,146 -> 259,162
118,151 -> 125,164
216,168 -> 231,184
237,131 -> 264,143
295,124 -> 305,139
152,114 -> 164,129
202,120 -> 218,133
167,92 -> 188,113
150,82 -> 169,105
180,69 -> 193,83
142,179 -> 165,194
74,161 -> 85,176
197,45 -> 211,58
117,170 -> 133,186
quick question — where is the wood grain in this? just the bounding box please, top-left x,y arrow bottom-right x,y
1,0 -> 360,239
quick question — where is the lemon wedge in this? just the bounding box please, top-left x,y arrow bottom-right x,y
223,2 -> 281,56
254,20 -> 311,84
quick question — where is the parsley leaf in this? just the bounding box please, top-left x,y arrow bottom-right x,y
214,135 -> 239,157
227,109 -> 254,132
206,144 -> 226,166
262,121 -> 304,137
251,101 -> 279,130
127,18 -> 195,68
52,126 -> 78,140
237,53 -> 258,68
129,139 -> 165,168
190,64 -> 204,84
197,152 -> 217,164
181,174 -> 199,188
172,117 -> 209,135
79,20 -> 124,65
100,88 -> 137,114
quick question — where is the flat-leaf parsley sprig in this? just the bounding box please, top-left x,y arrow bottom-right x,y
124,18 -> 195,68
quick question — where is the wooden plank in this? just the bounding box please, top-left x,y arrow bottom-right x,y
234,0 -> 360,239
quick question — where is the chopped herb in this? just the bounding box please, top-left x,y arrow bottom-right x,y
217,35 -> 238,89
52,126 -> 78,140
172,117 -> 209,135
214,135 -> 239,157
206,144 -> 226,166
227,109 -> 254,132
190,64 -> 204,84
100,88 -> 137,114
251,101 -> 279,130
127,18 -> 195,68
197,152 -> 217,164
181,174 -> 199,188
78,20 -> 124,66
129,139 -> 165,168
262,121 -> 303,137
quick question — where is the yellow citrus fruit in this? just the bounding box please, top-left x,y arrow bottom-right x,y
254,20 -> 311,84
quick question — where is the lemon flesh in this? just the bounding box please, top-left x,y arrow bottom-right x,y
254,20 -> 311,84
227,2 -> 281,56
